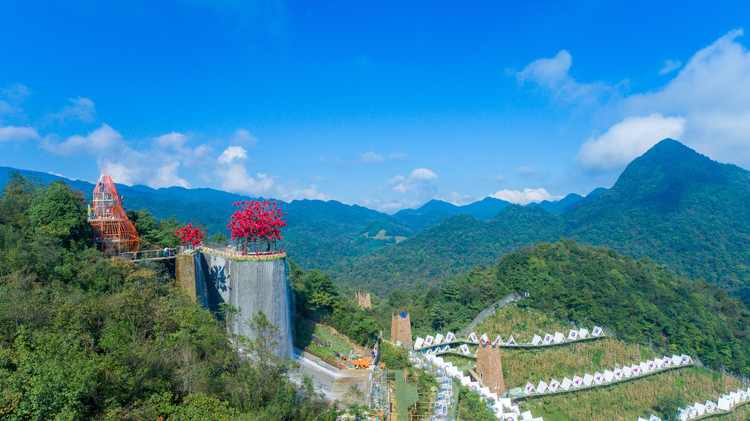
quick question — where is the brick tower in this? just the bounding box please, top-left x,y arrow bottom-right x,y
390,310 -> 412,348
476,344 -> 505,395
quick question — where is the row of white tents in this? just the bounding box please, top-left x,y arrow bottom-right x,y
416,353 -> 543,421
521,355 -> 693,397
414,326 -> 604,351
676,388 -> 750,420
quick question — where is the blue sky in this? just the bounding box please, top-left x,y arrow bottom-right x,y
2,1 -> 750,212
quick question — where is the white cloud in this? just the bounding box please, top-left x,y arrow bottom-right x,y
491,188 -> 560,205
360,151 -> 407,163
155,132 -> 188,149
659,59 -> 682,75
150,161 -> 191,188
521,29 -> 750,170
231,128 -> 257,146
516,50 -> 617,104
578,114 -> 686,170
218,145 -> 248,164
280,185 -> 330,201
45,123 -> 122,155
0,126 -> 40,142
439,191 -> 475,206
2,84 -> 30,102
390,167 -> 438,193
361,151 -> 385,163
218,164 -> 274,196
48,97 -> 96,123
100,160 -> 139,186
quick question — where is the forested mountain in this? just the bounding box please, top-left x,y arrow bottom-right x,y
0,167 -> 410,270
392,197 -> 510,230
334,140 -> 750,297
397,241 -> 750,375
565,139 -> 750,290
0,175 -> 337,420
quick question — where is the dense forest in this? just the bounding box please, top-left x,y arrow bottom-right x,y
385,241 -> 750,376
0,174 -> 338,420
333,140 -> 750,298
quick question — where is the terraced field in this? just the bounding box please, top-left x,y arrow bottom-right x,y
465,303 -> 750,420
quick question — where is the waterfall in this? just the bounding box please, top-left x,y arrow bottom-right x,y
196,250 -> 294,359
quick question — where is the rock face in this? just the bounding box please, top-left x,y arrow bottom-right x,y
188,249 -> 294,359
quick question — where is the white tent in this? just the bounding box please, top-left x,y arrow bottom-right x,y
531,334 -> 542,346
413,337 -> 424,350
631,364 -> 642,376
593,372 -> 604,385
434,333 -> 444,345
578,327 -> 589,339
459,344 -> 471,355
717,396 -> 732,411
461,377 -> 472,386
582,373 -> 594,386
654,358 -> 664,370
424,335 -> 434,346
694,402 -> 706,416
506,335 -> 517,346
572,375 -> 584,388
676,408 -> 690,421
520,411 -> 534,421
639,362 -> 650,374
548,378 -> 560,392
704,400 -> 717,412
681,354 -> 691,365
603,370 -> 614,383
468,332 -> 479,343
592,326 -> 603,337
536,380 -> 548,394
503,415 -> 518,421
661,356 -> 672,367
622,366 -> 632,378
492,335 -> 503,346
524,382 -> 536,395
567,329 -> 578,340
560,377 -> 573,391
553,332 -> 565,343
613,368 -> 623,381
543,333 -> 554,345
647,360 -> 657,371
480,333 -> 490,344
445,331 -> 456,342
649,416 -> 662,421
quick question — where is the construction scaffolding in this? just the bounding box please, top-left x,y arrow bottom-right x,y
88,175 -> 139,254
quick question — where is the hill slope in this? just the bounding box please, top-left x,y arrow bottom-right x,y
0,167 -> 411,270
335,206 -> 563,294
407,241 -> 750,374
335,139 -> 750,295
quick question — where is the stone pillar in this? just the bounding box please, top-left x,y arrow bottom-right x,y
476,344 -> 505,395
390,311 -> 412,348
175,253 -> 197,302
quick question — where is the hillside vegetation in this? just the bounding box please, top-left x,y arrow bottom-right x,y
333,140 -> 750,296
0,175 -> 337,420
455,303 -> 750,420
401,241 -> 750,375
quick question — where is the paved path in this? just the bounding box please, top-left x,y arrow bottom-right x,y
459,292 -> 525,336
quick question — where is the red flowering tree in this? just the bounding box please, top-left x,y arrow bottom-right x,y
228,200 -> 286,253
175,223 -> 205,248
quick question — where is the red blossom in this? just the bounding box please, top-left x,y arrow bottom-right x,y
227,201 -> 286,250
175,223 -> 205,247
